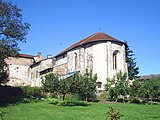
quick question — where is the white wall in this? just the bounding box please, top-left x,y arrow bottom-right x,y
7,65 -> 30,86
55,41 -> 127,91
92,42 -> 107,90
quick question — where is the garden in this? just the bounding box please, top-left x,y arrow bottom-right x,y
0,100 -> 160,120
0,71 -> 160,120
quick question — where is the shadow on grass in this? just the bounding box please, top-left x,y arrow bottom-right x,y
129,99 -> 160,105
0,85 -> 23,107
49,100 -> 91,107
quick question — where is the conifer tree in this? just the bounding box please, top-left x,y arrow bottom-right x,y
125,42 -> 139,80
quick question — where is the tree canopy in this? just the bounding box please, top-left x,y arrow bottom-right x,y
0,0 -> 30,83
105,71 -> 128,102
42,70 -> 97,102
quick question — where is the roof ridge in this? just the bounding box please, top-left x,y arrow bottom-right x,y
54,32 -> 124,58
18,53 -> 36,58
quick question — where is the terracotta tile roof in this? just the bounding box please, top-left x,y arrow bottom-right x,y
18,54 -> 35,59
54,32 -> 125,58
137,74 -> 160,80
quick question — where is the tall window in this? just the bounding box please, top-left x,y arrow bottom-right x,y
31,73 -> 33,79
113,50 -> 119,70
74,52 -> 78,70
36,71 -> 38,78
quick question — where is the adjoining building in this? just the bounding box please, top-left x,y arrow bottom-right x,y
137,74 -> 160,80
5,53 -> 55,86
4,32 -> 128,91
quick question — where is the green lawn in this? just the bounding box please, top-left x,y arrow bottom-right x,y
0,101 -> 160,120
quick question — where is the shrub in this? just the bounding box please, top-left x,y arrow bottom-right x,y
50,98 -> 88,106
21,86 -> 43,99
98,91 -> 109,102
51,98 -> 59,105
0,110 -> 6,120
56,100 -> 88,106
106,107 -> 123,120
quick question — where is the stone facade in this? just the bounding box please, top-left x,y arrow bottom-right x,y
5,54 -> 55,86
4,32 -> 128,91
30,58 -> 55,86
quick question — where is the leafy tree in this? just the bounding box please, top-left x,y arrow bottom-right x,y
125,42 -> 139,80
129,77 -> 160,104
76,69 -> 97,102
42,73 -> 73,101
142,77 -> 160,104
58,77 -> 72,101
42,73 -> 59,93
129,80 -> 143,101
105,71 -> 128,102
42,70 -> 97,102
106,77 -> 119,102
0,0 -> 30,83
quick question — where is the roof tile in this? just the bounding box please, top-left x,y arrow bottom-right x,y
54,32 -> 124,57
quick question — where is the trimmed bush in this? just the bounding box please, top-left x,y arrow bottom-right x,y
21,86 -> 43,99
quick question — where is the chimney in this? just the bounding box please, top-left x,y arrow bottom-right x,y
47,54 -> 52,58
37,52 -> 41,58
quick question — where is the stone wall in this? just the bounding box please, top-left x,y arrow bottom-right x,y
5,57 -> 34,86
55,41 -> 127,91
30,58 -> 55,86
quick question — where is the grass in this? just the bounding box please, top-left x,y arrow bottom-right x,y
0,101 -> 160,120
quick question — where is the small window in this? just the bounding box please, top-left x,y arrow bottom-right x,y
36,71 -> 38,78
97,82 -> 102,88
31,73 -> 33,79
63,53 -> 67,58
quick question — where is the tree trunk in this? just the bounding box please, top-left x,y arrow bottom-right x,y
62,94 -> 65,101
150,97 -> 153,105
123,96 -> 125,103
85,97 -> 88,102
115,98 -> 117,102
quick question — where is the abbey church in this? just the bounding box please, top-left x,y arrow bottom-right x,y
5,32 -> 128,91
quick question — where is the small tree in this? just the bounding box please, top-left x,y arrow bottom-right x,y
129,77 -> 160,104
42,73 -> 73,101
116,71 -> 128,102
106,107 -> 123,120
106,77 -> 119,102
58,77 -> 72,101
105,71 -> 128,102
42,73 -> 59,93
76,69 -> 97,102
42,70 -> 97,102
129,80 -> 142,101
143,77 -> 160,104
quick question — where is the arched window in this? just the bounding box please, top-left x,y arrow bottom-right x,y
113,50 -> 119,70
74,52 -> 78,70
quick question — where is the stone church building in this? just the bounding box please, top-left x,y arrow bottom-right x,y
5,32 -> 128,91
53,32 -> 127,91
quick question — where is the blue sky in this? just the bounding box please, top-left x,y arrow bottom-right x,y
12,0 -> 160,75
